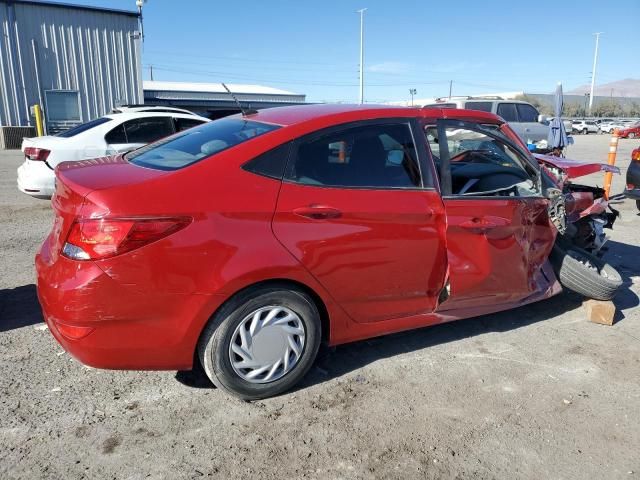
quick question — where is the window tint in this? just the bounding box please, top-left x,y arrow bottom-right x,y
57,117 -> 111,138
424,103 -> 456,109
464,101 -> 493,112
425,124 -> 537,197
175,117 -> 206,132
127,118 -> 280,170
243,143 -> 291,179
105,124 -> 127,144
496,103 -> 518,122
516,104 -> 539,122
124,117 -> 174,144
288,123 -> 422,188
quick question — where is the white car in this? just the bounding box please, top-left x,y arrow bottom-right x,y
17,112 -> 209,198
112,105 -> 197,116
571,120 -> 599,134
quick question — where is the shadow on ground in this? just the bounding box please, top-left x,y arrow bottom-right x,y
0,284 -> 44,332
178,239 -> 640,393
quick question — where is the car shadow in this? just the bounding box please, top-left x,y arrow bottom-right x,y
0,284 -> 44,333
177,240 -> 640,393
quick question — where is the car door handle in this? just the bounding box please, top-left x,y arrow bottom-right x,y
459,217 -> 508,232
293,205 -> 342,220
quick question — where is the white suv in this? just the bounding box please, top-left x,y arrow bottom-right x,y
423,97 -> 549,148
572,120 -> 599,135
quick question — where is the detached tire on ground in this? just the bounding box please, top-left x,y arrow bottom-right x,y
198,285 -> 321,400
550,245 -> 622,301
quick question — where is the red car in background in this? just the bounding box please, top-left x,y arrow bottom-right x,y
618,122 -> 640,139
36,104 -> 622,399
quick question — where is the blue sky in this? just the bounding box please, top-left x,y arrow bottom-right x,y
68,0 -> 638,103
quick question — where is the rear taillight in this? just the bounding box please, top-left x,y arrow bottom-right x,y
62,217 -> 192,260
632,148 -> 640,162
24,147 -> 51,161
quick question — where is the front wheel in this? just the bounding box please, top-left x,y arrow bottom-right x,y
550,245 -> 622,301
198,285 -> 322,400
582,128 -> 588,135
636,199 -> 640,211
629,132 -> 636,139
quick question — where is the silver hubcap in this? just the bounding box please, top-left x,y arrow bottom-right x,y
229,306 -> 305,384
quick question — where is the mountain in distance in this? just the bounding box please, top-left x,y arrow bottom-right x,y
568,78 -> 640,97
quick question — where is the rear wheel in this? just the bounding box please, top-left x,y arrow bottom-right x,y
582,128 -> 588,135
629,132 -> 636,139
550,245 -> 622,301
198,285 -> 322,400
636,199 -> 640,211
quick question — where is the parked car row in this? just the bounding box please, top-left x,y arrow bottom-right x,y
570,118 -> 640,136
18,108 -> 209,198
34,103 -> 623,400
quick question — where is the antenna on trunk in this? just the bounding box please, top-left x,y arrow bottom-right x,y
222,83 -> 258,116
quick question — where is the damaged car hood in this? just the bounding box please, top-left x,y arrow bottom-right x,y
534,153 -> 620,179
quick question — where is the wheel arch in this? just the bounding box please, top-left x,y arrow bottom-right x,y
192,278 -> 332,366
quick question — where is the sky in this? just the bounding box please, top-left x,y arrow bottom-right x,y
65,0 -> 639,103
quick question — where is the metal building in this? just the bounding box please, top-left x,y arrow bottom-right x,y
0,0 -> 142,146
143,81 -> 306,119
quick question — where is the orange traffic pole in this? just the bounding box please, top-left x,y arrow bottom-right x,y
603,129 -> 619,199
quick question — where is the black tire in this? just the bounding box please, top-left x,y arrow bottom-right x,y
550,245 -> 622,301
197,285 -> 321,400
629,132 -> 636,139
636,199 -> 640,211
582,128 -> 588,135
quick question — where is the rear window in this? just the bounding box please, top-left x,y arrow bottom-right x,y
56,117 -> 111,138
464,101 -> 493,112
126,118 -> 280,170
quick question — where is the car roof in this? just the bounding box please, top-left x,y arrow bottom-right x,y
245,103 -> 503,127
103,111 -> 209,122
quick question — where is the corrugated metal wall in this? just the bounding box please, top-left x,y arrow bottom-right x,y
0,1 -> 142,128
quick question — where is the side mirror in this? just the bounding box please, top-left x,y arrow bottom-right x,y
538,114 -> 547,124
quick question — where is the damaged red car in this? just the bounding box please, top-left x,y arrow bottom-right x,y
36,104 -> 623,400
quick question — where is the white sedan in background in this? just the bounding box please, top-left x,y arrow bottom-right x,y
17,111 -> 209,198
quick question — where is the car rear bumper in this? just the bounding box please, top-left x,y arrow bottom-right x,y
35,235 -> 226,370
17,159 -> 55,198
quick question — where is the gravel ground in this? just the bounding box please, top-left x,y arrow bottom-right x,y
1,134 -> 639,480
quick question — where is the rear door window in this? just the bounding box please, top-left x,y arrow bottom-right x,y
464,101 -> 493,112
125,117 -> 175,143
287,122 -> 423,189
496,103 -> 518,122
516,104 -> 539,122
127,118 -> 280,170
175,117 -> 207,132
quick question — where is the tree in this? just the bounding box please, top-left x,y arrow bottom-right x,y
593,100 -> 624,118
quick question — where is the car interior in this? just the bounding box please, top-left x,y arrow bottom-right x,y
425,126 -> 538,197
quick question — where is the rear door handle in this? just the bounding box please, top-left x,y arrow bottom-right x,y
459,216 -> 508,232
293,205 -> 342,220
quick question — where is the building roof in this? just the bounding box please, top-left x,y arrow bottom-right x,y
143,81 -> 299,97
2,0 -> 139,17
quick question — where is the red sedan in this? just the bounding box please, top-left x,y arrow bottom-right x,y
36,104 -> 620,399
618,122 -> 640,139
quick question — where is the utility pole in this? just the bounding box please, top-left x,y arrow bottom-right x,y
136,0 -> 146,42
588,32 -> 603,115
449,80 -> 453,99
357,8 -> 367,104
149,64 -> 154,80
409,88 -> 416,106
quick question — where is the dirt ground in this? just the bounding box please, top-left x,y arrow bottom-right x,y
1,134 -> 639,480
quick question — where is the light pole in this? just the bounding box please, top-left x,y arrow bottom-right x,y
588,32 -> 603,115
357,8 -> 367,104
409,88 -> 417,106
136,0 -> 146,42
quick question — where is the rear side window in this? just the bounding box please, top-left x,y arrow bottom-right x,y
496,103 -> 518,122
243,143 -> 291,179
127,118 -> 280,170
516,104 -> 539,122
424,103 -> 456,109
105,124 -> 127,144
56,117 -> 111,138
464,101 -> 493,112
287,122 -> 423,189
